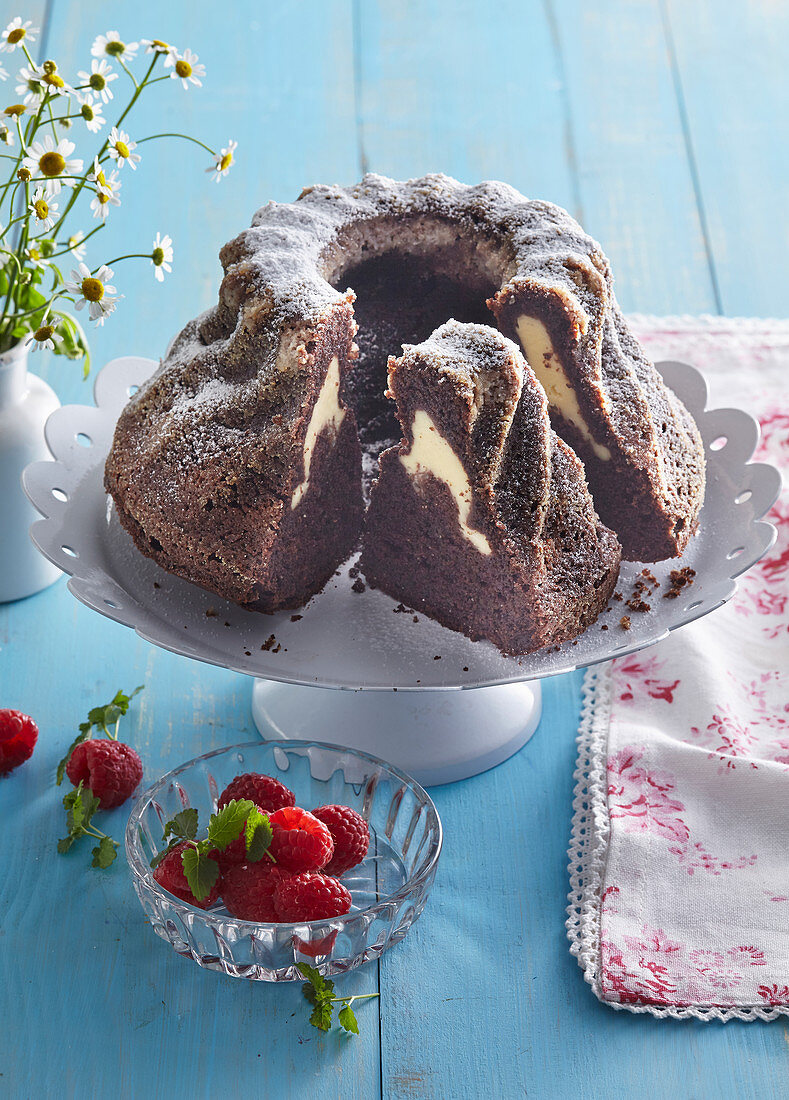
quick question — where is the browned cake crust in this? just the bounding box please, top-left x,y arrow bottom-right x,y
105,173 -> 705,624
360,323 -> 621,654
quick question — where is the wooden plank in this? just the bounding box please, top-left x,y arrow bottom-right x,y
665,0 -> 789,316
0,2 -> 380,1097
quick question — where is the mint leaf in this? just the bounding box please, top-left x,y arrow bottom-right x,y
309,998 -> 334,1032
56,730 -> 90,785
57,835 -> 75,854
181,843 -> 219,901
57,685 -> 144,781
163,807 -> 199,843
298,962 -> 334,999
245,809 -> 273,862
338,1003 -> 359,1034
92,835 -> 118,868
64,785 -> 85,831
207,799 -> 254,850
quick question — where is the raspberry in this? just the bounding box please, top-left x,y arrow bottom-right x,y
0,709 -> 38,775
221,860 -> 285,921
312,805 -> 369,877
215,803 -> 265,873
65,738 -> 143,808
217,772 -> 295,813
268,806 -> 334,872
274,872 -> 352,922
153,842 -> 221,910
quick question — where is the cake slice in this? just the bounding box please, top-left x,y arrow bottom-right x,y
360,321 -> 622,654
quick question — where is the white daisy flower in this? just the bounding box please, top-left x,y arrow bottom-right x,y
0,18 -> 38,53
0,119 -> 14,146
26,244 -> 49,269
16,65 -> 45,107
77,59 -> 117,104
26,313 -> 61,352
169,48 -> 204,89
29,187 -> 58,231
142,38 -> 176,57
107,126 -> 140,170
89,158 -> 122,219
78,96 -> 106,133
22,136 -> 83,196
65,231 -> 87,263
91,31 -> 138,61
150,232 -> 173,282
206,140 -> 237,183
65,262 -> 119,325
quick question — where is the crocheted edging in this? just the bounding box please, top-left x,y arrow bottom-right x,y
565,664 -> 789,1023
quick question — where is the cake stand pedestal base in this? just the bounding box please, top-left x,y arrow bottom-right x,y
251,678 -> 542,787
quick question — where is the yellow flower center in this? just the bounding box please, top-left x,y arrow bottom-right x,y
7,27 -> 25,45
81,277 -> 104,302
42,60 -> 57,75
5,104 -> 25,116
150,39 -> 169,51
114,140 -> 129,158
106,40 -> 125,56
33,198 -> 48,219
81,103 -> 95,121
29,247 -> 41,260
16,166 -> 30,181
39,151 -> 65,177
34,324 -> 53,342
175,59 -> 192,78
89,73 -> 106,91
95,168 -> 107,187
219,151 -> 232,171
152,247 -> 165,266
43,73 -> 65,89
67,235 -> 80,250
97,191 -> 109,205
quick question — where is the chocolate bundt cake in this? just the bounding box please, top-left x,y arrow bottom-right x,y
360,323 -> 621,654
105,173 -> 705,638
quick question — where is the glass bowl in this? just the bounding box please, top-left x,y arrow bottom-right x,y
125,739 -> 442,981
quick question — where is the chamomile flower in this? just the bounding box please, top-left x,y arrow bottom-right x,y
38,60 -> 71,97
65,262 -> 119,326
91,31 -> 138,61
142,39 -> 175,57
25,244 -> 49,269
169,48 -> 204,89
26,313 -> 61,352
77,59 -> 117,104
206,139 -> 236,183
22,136 -> 83,196
65,230 -> 87,263
16,64 -> 44,107
150,232 -> 173,281
29,187 -> 58,231
89,157 -> 122,219
78,96 -> 106,133
0,119 -> 14,146
0,18 -> 38,53
107,126 -> 140,169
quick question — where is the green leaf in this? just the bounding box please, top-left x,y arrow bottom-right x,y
297,962 -> 334,996
245,809 -> 273,862
337,1003 -> 359,1035
57,687 -> 144,782
56,730 -> 89,785
163,807 -> 199,843
149,840 -> 181,870
181,843 -> 219,902
57,835 -> 75,855
309,998 -> 334,1032
64,785 -> 85,831
91,835 -> 117,869
207,799 -> 255,850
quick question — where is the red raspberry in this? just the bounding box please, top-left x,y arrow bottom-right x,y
274,872 -> 352,922
268,806 -> 334,872
217,773 -> 295,813
65,738 -> 143,808
312,805 -> 369,877
215,803 -> 265,874
153,842 -> 221,910
0,709 -> 38,775
222,860 -> 285,921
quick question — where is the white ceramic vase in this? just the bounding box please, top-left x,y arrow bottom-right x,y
0,339 -> 61,602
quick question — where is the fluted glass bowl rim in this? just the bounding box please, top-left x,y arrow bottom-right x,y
125,738 -> 443,931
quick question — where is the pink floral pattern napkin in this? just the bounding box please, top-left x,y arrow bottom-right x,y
567,317 -> 789,1021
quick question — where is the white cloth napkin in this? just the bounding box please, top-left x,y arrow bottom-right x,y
567,317 -> 789,1021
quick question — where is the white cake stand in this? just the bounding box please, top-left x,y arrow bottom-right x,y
23,356 -> 780,785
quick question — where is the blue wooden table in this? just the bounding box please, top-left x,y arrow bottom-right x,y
2,2 -> 788,1096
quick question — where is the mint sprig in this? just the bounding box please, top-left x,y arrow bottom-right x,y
151,799 -> 274,901
56,685 -> 144,785
57,782 -> 119,867
298,963 -> 378,1035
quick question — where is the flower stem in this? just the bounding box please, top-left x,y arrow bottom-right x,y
136,132 -> 215,155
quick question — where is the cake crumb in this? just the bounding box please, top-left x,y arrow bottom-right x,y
462,666 -> 469,672
244,650 -> 251,656
224,621 -> 231,628
290,614 -> 302,622
273,643 -> 281,653
433,655 -> 441,660
348,565 -> 360,578
663,567 -> 696,599
205,607 -> 218,618
412,615 -> 419,623
613,591 -> 623,602
261,634 -> 276,651
351,578 -> 366,593
619,615 -> 631,630
153,581 -> 161,589
601,624 -> 608,631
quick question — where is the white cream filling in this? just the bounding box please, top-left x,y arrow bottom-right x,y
399,409 -> 492,556
516,315 -> 611,462
291,355 -> 345,509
